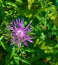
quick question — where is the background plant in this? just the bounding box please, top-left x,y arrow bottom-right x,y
0,0 -> 58,65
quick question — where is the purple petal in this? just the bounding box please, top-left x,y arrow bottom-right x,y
24,41 -> 28,47
18,18 -> 20,23
16,18 -> 23,28
12,20 -> 16,26
16,18 -> 20,24
11,21 -> 17,29
27,28 -> 32,32
18,23 -> 23,28
26,36 -> 33,43
18,42 -> 21,47
8,26 -> 14,30
21,19 -> 24,24
13,37 -> 21,47
26,21 -> 32,29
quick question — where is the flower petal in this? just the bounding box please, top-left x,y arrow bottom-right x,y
16,18 -> 20,24
24,41 -> 28,47
21,19 -> 24,24
12,20 -> 16,26
26,36 -> 33,43
8,26 -> 14,30
18,42 -> 21,47
26,21 -> 32,30
27,28 -> 32,32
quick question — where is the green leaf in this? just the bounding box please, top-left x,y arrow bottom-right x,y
19,57 -> 30,65
13,56 -> 30,65
0,36 -> 4,41
10,46 -> 15,58
5,54 -> 10,65
24,48 -> 35,52
0,41 -> 11,53
0,42 -> 7,51
14,57 -> 20,65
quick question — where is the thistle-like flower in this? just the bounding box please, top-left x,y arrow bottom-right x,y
8,18 -> 33,47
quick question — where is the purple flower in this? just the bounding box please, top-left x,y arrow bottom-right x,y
8,18 -> 33,47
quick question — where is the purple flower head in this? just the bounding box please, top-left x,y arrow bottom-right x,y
8,18 -> 33,47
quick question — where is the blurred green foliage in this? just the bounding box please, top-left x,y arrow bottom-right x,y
0,0 -> 58,65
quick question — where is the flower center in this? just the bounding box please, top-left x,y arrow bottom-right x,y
16,30 -> 24,37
